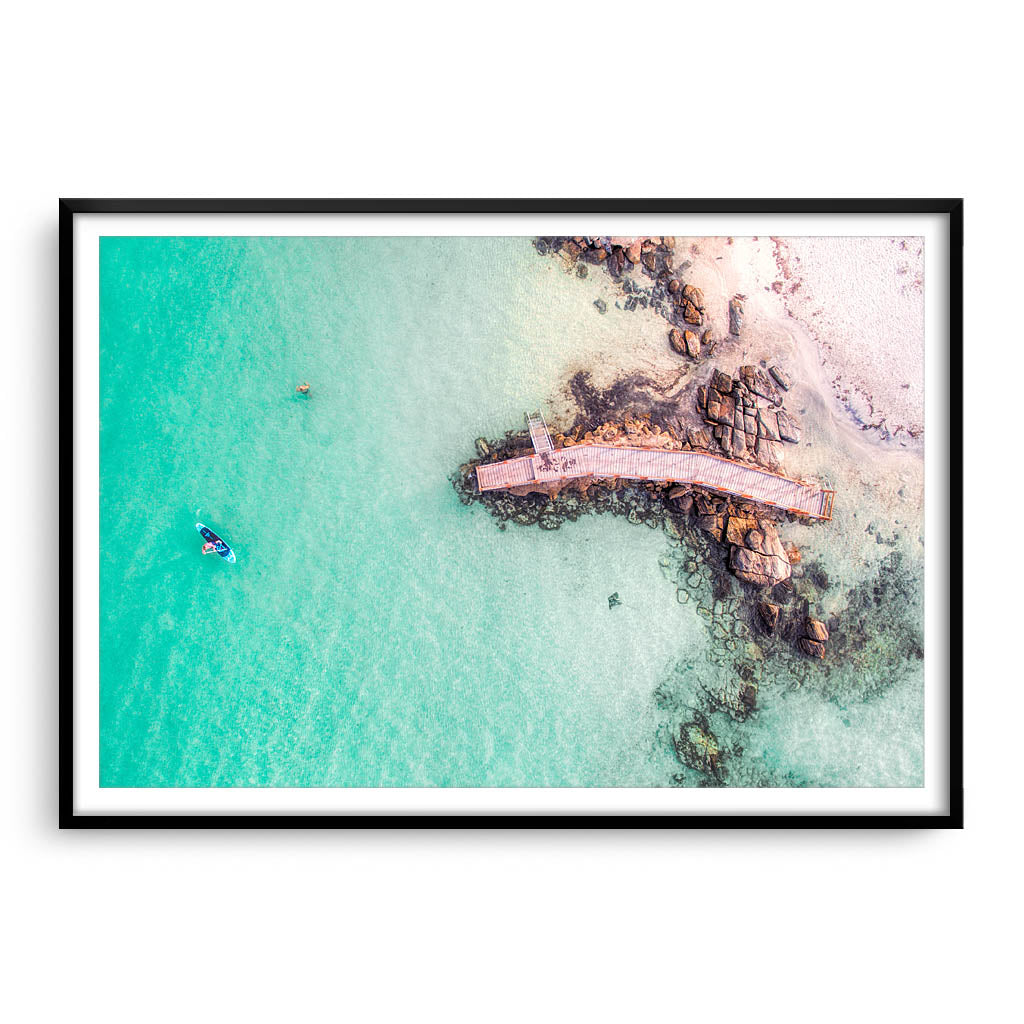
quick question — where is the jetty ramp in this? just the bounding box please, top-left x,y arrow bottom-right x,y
477,443 -> 834,520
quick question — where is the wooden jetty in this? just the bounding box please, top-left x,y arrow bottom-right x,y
477,416 -> 835,520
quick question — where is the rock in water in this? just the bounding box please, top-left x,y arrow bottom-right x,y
669,328 -> 687,355
674,720 -> 721,776
684,330 -> 701,358
728,296 -> 744,335
594,298 -> 607,314
730,546 -> 792,587
474,437 -> 490,458
806,618 -> 829,642
608,592 -> 622,609
758,601 -> 780,634
799,638 -> 826,659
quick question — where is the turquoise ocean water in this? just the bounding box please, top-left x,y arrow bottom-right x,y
99,236 -> 923,787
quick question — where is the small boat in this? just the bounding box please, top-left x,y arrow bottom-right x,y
196,522 -> 236,563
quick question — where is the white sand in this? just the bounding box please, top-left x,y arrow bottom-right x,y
542,235 -> 927,599
662,235 -> 925,445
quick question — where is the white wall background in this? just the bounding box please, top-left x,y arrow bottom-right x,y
1,3 -> 1015,1022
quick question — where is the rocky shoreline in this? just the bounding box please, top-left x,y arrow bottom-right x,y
536,235 -> 748,368
452,368 -> 836,667
449,236 -> 922,786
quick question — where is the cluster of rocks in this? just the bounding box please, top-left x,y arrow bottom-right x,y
799,618 -> 830,659
674,715 -> 723,779
673,491 -> 795,589
534,237 -> 760,369
695,365 -> 800,469
758,598 -> 831,660
756,573 -> 834,662
536,235 -> 679,280
535,236 -> 722,337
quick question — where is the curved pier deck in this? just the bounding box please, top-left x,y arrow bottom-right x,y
477,443 -> 834,520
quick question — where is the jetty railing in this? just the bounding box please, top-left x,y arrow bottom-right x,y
526,410 -> 554,454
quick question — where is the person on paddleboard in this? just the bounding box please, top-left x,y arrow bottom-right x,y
202,541 -> 218,555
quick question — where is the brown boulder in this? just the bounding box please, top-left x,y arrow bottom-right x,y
684,330 -> 701,358
730,546 -> 792,587
696,385 -> 708,410
725,515 -> 759,546
668,487 -> 693,513
799,638 -> 826,659
698,514 -> 724,540
693,493 -> 719,515
769,365 -> 792,390
717,394 -> 736,425
755,520 -> 789,560
626,242 -> 642,264
682,300 -> 703,325
682,284 -> 705,308
806,619 -> 829,643
669,328 -> 687,355
783,541 -> 801,564
758,601 -> 780,634
711,370 -> 733,394
667,278 -> 681,294
702,328 -> 715,354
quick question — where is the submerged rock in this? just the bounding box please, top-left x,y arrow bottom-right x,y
674,719 -> 721,777
594,298 -> 607,314
608,592 -> 622,609
799,637 -> 826,659
758,601 -> 780,634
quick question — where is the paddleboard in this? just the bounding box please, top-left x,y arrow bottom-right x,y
196,522 -> 236,563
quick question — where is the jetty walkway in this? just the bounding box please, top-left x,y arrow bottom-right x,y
476,419 -> 834,520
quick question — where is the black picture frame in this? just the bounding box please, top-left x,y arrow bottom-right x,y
61,198 -> 963,829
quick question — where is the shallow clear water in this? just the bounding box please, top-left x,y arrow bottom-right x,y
99,236 -> 923,787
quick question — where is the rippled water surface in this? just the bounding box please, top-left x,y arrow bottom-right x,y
99,236 -> 923,787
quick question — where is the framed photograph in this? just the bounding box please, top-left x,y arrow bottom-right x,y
64,198 -> 962,826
